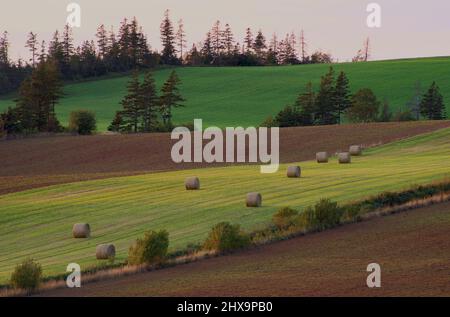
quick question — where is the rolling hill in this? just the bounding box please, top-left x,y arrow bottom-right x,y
1,57 -> 450,131
0,127 -> 450,283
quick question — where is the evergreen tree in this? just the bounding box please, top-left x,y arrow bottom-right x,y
160,70 -> 185,126
160,10 -> 178,65
334,71 -> 351,124
223,24 -> 234,54
96,24 -> 109,59
253,30 -> 267,60
0,31 -> 9,66
119,70 -> 142,132
15,60 -> 63,132
244,28 -> 253,53
419,81 -> 446,120
140,72 -> 159,132
294,82 -> 316,126
314,67 -> 337,125
201,32 -> 214,64
211,20 -> 222,56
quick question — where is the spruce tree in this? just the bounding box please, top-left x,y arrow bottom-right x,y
160,70 -> 185,126
160,10 -> 178,65
140,72 -> 159,132
314,67 -> 337,125
420,81 -> 446,120
294,82 -> 316,126
334,71 -> 351,124
119,70 -> 142,132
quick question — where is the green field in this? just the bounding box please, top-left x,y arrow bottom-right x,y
1,128 -> 450,284
1,57 -> 450,131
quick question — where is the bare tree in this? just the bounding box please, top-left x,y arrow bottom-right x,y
25,32 -> 38,67
300,29 -> 307,63
176,19 -> 187,62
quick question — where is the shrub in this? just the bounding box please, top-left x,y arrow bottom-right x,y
69,110 -> 96,135
10,258 -> 42,291
296,199 -> 343,232
272,207 -> 299,230
203,222 -> 250,252
128,230 -> 169,265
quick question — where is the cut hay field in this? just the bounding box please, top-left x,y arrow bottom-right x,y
1,57 -> 450,131
41,201 -> 450,297
1,121 -> 449,195
1,127 -> 450,284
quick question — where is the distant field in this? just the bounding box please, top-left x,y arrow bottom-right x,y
41,201 -> 450,297
2,121 -> 449,195
1,127 -> 450,283
1,57 -> 450,131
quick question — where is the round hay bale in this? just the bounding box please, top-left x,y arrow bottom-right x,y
185,177 -> 200,190
96,244 -> 116,260
72,223 -> 90,238
349,145 -> 362,156
338,152 -> 351,164
246,192 -> 262,207
316,152 -> 328,163
287,166 -> 301,178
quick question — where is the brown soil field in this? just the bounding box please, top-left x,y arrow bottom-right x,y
40,201 -> 450,297
1,121 -> 450,195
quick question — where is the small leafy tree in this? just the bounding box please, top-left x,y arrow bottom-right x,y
347,88 -> 380,123
69,110 -> 96,135
128,230 -> 169,265
10,258 -> 42,291
203,222 -> 250,252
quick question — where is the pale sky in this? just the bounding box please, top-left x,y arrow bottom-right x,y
1,0 -> 449,62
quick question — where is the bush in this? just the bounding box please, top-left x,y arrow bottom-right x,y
272,207 -> 299,230
128,230 -> 169,265
203,222 -> 250,252
10,258 -> 42,291
69,110 -> 96,135
296,199 -> 343,232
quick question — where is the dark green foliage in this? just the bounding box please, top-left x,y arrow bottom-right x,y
10,258 -> 42,291
274,106 -> 300,127
347,88 -> 380,123
378,99 -> 393,122
203,222 -> 250,252
160,10 -> 179,65
314,67 -> 337,125
334,71 -> 351,124
420,81 -> 446,120
392,109 -> 416,122
160,70 -> 185,126
128,230 -> 169,265
294,81 -> 316,126
69,110 -> 96,135
272,207 -> 299,230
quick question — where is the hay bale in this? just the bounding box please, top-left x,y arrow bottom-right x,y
338,152 -> 351,164
72,223 -> 90,238
96,244 -> 116,260
287,166 -> 301,178
349,145 -> 362,156
185,177 -> 200,190
316,152 -> 328,163
246,192 -> 262,207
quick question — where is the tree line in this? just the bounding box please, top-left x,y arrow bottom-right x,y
0,10 -> 337,95
262,67 -> 447,127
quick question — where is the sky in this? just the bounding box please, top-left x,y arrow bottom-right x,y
1,0 -> 449,63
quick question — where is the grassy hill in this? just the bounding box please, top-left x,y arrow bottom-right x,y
1,127 -> 450,283
1,57 -> 450,131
